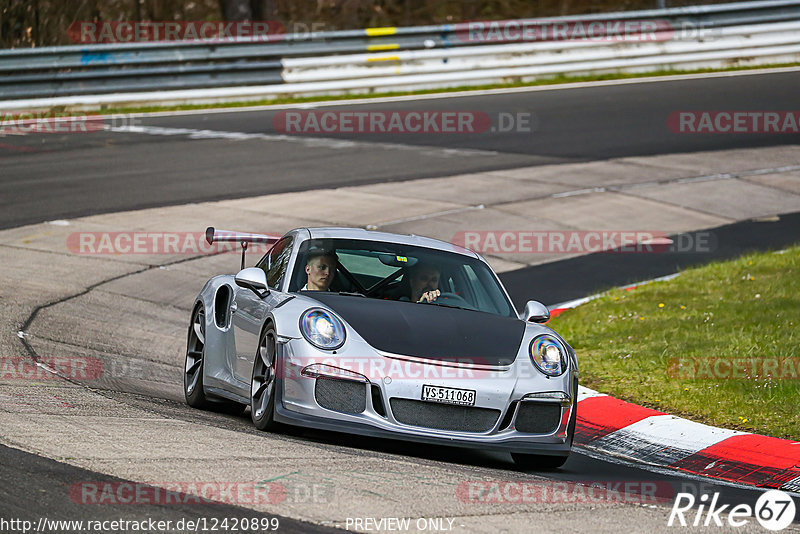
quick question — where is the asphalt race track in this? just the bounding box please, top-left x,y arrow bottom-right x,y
2,70 -> 800,532
0,444 -> 341,534
1,70 -> 800,229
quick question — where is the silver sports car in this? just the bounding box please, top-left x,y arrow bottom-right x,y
185,227 -> 578,468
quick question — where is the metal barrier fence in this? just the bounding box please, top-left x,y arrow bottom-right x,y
1,0 -> 799,108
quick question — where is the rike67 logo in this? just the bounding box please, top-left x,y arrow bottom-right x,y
669,490 -> 796,531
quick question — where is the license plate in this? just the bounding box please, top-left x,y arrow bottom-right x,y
421,385 -> 476,406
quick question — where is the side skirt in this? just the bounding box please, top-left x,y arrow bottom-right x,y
204,385 -> 249,405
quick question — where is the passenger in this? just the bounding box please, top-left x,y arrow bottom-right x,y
302,248 -> 337,291
404,263 -> 441,303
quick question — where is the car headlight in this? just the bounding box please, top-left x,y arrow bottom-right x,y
300,308 -> 345,350
529,335 -> 567,376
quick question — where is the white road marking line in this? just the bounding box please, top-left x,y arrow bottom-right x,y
739,164 -> 800,176
107,124 -> 498,158
552,187 -> 606,198
550,273 -> 681,311
676,173 -> 735,184
553,164 -> 800,198
368,205 -> 485,229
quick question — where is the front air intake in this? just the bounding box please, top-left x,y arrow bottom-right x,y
314,378 -> 366,414
389,398 -> 500,433
514,402 -> 562,434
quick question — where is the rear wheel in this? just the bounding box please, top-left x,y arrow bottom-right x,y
184,305 -> 210,408
251,327 -> 279,431
184,304 -> 247,415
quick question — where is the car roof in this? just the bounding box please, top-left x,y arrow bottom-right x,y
299,227 -> 479,259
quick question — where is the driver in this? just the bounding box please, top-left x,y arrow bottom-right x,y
406,263 -> 441,303
302,248 -> 337,291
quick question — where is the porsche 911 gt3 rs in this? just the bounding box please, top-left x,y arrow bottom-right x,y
185,227 -> 578,468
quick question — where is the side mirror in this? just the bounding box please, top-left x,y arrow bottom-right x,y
235,267 -> 269,296
521,300 -> 550,323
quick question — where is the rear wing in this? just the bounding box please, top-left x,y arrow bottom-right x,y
205,226 -> 281,269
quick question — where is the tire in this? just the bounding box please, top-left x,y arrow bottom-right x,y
250,326 -> 279,431
184,304 -> 211,409
184,304 -> 247,415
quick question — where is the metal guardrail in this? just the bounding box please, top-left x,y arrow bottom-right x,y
0,0 -> 799,107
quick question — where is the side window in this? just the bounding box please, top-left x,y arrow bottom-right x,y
260,237 -> 293,290
464,265 -> 495,313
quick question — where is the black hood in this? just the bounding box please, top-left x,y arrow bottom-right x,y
305,293 -> 525,366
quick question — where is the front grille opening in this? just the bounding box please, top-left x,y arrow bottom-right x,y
514,401 -> 562,434
371,384 -> 387,417
389,398 -> 500,433
498,401 -> 518,431
314,377 -> 366,414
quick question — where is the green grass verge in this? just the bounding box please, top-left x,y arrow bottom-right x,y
36,61 -> 800,117
549,245 -> 800,440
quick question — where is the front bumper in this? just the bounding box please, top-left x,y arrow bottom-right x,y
276,338 -> 577,456
274,401 -> 572,455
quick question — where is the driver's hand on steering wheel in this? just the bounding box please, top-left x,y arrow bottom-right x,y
417,289 -> 440,303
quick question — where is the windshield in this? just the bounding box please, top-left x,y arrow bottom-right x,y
289,238 -> 516,318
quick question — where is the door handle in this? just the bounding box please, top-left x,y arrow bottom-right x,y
230,302 -> 238,314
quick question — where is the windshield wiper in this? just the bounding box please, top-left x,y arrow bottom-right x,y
429,301 -> 472,311
338,291 -> 366,298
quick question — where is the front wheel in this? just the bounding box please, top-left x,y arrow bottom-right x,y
251,327 -> 279,431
